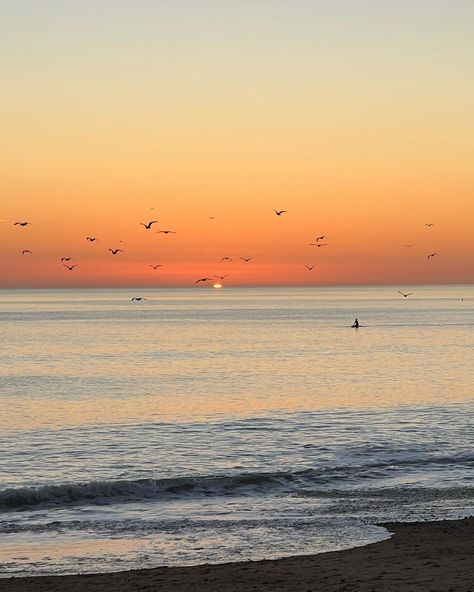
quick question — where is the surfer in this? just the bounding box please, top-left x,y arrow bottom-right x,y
352,318 -> 359,328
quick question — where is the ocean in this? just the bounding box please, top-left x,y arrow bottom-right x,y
0,286 -> 473,577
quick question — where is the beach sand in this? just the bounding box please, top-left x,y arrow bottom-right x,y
1,518 -> 473,591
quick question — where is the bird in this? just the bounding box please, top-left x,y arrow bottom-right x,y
22,250 -> 32,255
274,210 -> 287,216
221,257 -> 233,262
131,297 -> 148,301
427,253 -> 438,260
304,264 -> 316,270
195,277 -> 213,284
156,230 -> 176,234
239,257 -> 252,262
63,264 -> 78,271
86,236 -> 98,242
140,221 -> 158,229
425,223 -> 434,227
109,249 -> 124,255
214,275 -> 229,280
61,257 -> 71,262
149,264 -> 162,269
404,244 -> 414,248
14,221 -> 31,226
316,236 -> 326,242
397,290 -> 414,298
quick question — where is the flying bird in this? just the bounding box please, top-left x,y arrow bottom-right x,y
149,264 -> 162,269
109,249 -> 124,255
221,257 -> 233,262
86,237 -> 98,242
61,257 -> 71,262
239,257 -> 253,262
195,277 -> 213,284
427,253 -> 438,260
397,290 -> 414,298
214,275 -> 229,280
316,236 -> 326,242
63,264 -> 78,271
404,244 -> 414,248
140,221 -> 158,229
304,264 -> 316,270
425,223 -> 434,227
22,250 -> 32,255
14,221 -> 31,226
156,230 -> 176,234
274,210 -> 287,216
131,297 -> 148,301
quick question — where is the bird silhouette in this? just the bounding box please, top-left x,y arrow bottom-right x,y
156,230 -> 176,234
397,290 -> 414,298
195,277 -> 213,284
63,264 -> 78,271
131,297 -> 148,301
214,274 -> 229,280
22,250 -> 32,255
61,257 -> 71,262
109,249 -> 124,255
427,253 -> 438,260
221,257 -> 233,262
86,237 -> 98,242
425,223 -> 434,227
140,221 -> 158,229
304,264 -> 316,270
316,236 -> 326,242
149,264 -> 162,269
239,257 -> 252,262
14,222 -> 31,226
274,210 -> 287,216
404,244 -> 414,248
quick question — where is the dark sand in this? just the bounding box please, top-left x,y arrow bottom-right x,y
2,518 -> 474,591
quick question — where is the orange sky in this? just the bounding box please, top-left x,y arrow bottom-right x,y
1,2 -> 473,287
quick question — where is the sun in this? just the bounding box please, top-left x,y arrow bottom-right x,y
213,283 -> 223,288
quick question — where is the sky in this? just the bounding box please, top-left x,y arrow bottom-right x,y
1,0 -> 473,287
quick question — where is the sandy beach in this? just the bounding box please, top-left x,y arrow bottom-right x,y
2,517 -> 473,592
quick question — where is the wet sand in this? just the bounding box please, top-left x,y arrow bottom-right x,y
1,518 -> 473,591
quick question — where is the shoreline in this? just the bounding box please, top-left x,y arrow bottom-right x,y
1,517 -> 473,591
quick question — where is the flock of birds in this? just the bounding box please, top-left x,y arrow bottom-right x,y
12,212 -> 440,299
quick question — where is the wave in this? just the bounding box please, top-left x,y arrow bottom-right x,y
2,454 -> 474,511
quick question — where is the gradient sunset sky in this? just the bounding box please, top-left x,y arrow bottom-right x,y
1,1 -> 473,287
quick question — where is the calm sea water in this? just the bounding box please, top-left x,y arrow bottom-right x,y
0,286 -> 473,576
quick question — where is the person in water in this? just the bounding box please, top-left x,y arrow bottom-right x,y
352,318 -> 359,328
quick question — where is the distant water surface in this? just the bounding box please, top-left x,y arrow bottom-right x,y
0,286 -> 473,576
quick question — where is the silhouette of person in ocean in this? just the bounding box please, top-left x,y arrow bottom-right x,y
352,318 -> 359,328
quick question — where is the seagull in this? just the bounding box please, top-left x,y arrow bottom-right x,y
195,277 -> 213,284
316,236 -> 326,242
22,250 -> 32,255
156,230 -> 176,234
61,257 -> 71,262
14,221 -> 31,226
140,221 -> 158,229
109,249 -> 124,255
86,237 -> 98,242
214,275 -> 229,280
397,290 -> 414,298
149,264 -> 162,269
63,264 -> 78,271
131,297 -> 148,301
274,210 -> 287,216
304,264 -> 316,270
221,257 -> 233,262
425,223 -> 434,227
427,253 -> 438,260
239,257 -> 252,262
